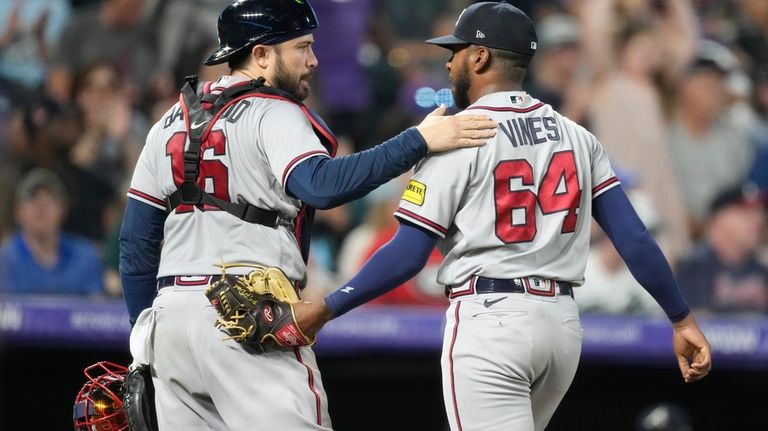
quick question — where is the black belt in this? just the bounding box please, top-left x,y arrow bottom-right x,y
157,275 -> 223,289
447,276 -> 573,298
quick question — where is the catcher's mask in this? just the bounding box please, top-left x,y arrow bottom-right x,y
203,0 -> 319,65
73,361 -> 128,431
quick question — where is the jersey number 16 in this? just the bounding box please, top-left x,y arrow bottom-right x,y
165,131 -> 230,213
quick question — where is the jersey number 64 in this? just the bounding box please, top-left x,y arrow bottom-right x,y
493,150 -> 582,244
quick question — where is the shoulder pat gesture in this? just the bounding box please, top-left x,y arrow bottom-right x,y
416,105 -> 497,153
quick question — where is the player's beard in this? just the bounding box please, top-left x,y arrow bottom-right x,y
274,55 -> 313,101
452,61 -> 471,110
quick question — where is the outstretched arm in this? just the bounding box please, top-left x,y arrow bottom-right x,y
593,186 -> 711,382
287,129 -> 426,209
119,198 -> 165,325
287,106 -> 496,209
293,222 -> 438,335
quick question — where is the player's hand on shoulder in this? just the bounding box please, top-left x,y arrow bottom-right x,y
671,313 -> 712,383
416,105 -> 497,153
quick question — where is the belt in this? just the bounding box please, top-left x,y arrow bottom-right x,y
157,275 -> 223,289
446,276 -> 573,299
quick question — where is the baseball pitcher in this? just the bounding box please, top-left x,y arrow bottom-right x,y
296,3 -> 712,431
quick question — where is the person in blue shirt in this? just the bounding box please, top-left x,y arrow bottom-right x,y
0,168 -> 104,295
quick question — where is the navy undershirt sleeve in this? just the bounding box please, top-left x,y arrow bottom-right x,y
119,198 -> 166,325
286,128 -> 427,209
592,186 -> 690,322
324,222 -> 438,316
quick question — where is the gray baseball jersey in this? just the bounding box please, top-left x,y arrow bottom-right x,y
395,92 -> 619,288
394,91 -> 619,431
127,75 -> 330,281
127,75 -> 333,430
395,92 -> 619,431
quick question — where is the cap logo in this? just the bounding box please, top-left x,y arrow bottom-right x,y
531,41 -> 537,50
476,30 -> 486,39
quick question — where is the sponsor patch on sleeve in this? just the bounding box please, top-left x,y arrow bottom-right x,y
402,180 -> 427,206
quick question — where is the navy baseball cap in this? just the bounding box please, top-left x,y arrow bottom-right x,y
426,1 -> 538,56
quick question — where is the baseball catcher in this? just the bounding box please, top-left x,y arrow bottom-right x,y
205,263 -> 314,352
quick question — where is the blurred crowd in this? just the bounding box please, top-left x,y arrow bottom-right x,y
0,0 -> 766,317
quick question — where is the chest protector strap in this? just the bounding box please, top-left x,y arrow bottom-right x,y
165,76 -> 336,227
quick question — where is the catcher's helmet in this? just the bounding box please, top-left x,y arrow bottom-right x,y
73,361 -> 129,431
203,0 -> 319,66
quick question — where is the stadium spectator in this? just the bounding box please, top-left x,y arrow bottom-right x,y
577,0 -> 695,261
668,41 -> 757,236
0,0 -> 70,102
733,0 -> 768,81
4,96 -> 115,242
46,0 -> 155,104
70,62 -> 148,188
148,0 -> 225,101
0,169 -> 104,295
677,184 -> 768,314
525,13 -> 588,120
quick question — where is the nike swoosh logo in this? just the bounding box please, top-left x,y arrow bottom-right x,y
191,121 -> 207,129
483,296 -> 507,308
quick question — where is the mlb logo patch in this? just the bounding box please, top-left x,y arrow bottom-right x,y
510,95 -> 530,105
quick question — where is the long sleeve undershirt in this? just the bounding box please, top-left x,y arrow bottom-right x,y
286,128 -> 427,209
325,186 -> 690,322
119,128 -> 428,323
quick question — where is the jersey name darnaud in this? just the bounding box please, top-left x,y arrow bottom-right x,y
396,92 -> 619,287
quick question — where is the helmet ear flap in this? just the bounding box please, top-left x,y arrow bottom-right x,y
73,362 -> 129,431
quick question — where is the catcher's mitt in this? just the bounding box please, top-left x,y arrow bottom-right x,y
205,264 -> 314,352
123,364 -> 158,431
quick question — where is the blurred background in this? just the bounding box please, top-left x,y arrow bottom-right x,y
0,0 -> 767,429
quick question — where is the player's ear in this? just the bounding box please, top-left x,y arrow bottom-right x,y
252,45 -> 272,69
472,47 -> 491,73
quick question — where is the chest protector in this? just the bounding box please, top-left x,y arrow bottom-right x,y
167,76 -> 337,262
